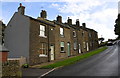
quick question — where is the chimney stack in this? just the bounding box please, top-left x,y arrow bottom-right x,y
76,19 -> 80,26
82,23 -> 86,28
57,15 -> 62,23
40,10 -> 47,19
67,17 -> 72,25
18,3 -> 25,15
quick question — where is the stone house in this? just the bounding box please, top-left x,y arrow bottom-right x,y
4,3 -> 98,65
66,18 -> 79,56
53,16 -> 71,59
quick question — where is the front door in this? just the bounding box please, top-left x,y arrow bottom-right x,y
67,42 -> 70,56
79,44 -> 81,53
87,43 -> 89,51
50,45 -> 54,61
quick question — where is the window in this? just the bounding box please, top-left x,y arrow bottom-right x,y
82,31 -> 84,36
73,31 -> 76,37
89,33 -> 91,37
39,43 -> 47,57
39,25 -> 46,37
90,42 -> 92,46
60,27 -> 64,36
51,28 -> 54,30
74,41 -> 77,50
83,42 -> 86,48
60,42 -> 64,52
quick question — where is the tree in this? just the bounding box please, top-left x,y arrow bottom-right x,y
114,14 -> 120,38
0,21 -> 6,45
98,37 -> 104,43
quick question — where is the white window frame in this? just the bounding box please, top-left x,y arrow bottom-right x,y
60,42 -> 65,52
39,43 -> 47,57
83,42 -> 86,48
60,27 -> 64,36
39,25 -> 47,38
89,33 -> 91,37
73,31 -> 76,37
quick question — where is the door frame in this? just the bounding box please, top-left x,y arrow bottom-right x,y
87,42 -> 89,51
50,45 -> 55,61
67,42 -> 70,57
78,44 -> 81,53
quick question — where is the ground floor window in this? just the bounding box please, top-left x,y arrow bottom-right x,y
83,42 -> 86,49
74,41 -> 77,50
39,43 -> 47,57
60,42 -> 64,52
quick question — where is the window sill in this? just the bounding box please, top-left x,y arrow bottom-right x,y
60,51 -> 66,53
39,35 -> 47,38
60,35 -> 64,37
74,49 -> 77,51
39,54 -> 47,57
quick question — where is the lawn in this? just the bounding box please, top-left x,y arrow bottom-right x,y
41,46 -> 108,69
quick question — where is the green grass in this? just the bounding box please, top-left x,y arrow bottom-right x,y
41,47 -> 108,69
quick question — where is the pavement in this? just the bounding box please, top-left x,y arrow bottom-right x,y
22,68 -> 52,78
43,41 -> 120,77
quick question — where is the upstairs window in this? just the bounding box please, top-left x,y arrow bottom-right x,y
39,25 -> 46,37
60,27 -> 64,37
82,31 -> 84,37
73,31 -> 76,37
89,33 -> 91,37
60,42 -> 64,52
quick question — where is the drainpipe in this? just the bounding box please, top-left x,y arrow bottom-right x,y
77,30 -> 79,54
48,24 -> 50,62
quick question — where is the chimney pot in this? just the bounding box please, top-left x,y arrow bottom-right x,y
20,3 -> 22,6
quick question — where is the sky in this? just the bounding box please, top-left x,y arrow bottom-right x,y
0,0 -> 119,41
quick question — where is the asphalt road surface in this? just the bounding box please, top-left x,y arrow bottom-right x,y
43,41 -> 120,77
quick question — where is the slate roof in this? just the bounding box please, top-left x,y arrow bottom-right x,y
17,12 -> 97,32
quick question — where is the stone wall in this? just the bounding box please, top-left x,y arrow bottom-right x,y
2,60 -> 22,77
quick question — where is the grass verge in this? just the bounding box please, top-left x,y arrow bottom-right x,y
41,46 -> 107,69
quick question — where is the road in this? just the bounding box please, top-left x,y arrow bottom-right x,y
43,41 -> 120,77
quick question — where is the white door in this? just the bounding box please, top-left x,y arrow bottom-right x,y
50,45 -> 54,61
87,43 -> 89,51
79,44 -> 81,53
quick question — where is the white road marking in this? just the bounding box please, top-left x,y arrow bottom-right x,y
39,67 -> 58,78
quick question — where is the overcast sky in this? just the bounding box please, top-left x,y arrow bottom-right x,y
0,0 -> 119,41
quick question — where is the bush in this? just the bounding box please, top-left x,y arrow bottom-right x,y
22,64 -> 29,68
99,42 -> 108,47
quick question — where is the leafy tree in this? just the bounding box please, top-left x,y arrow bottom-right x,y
98,37 -> 104,43
114,14 -> 120,38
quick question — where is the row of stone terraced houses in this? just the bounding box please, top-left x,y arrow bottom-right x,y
4,4 -> 99,65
